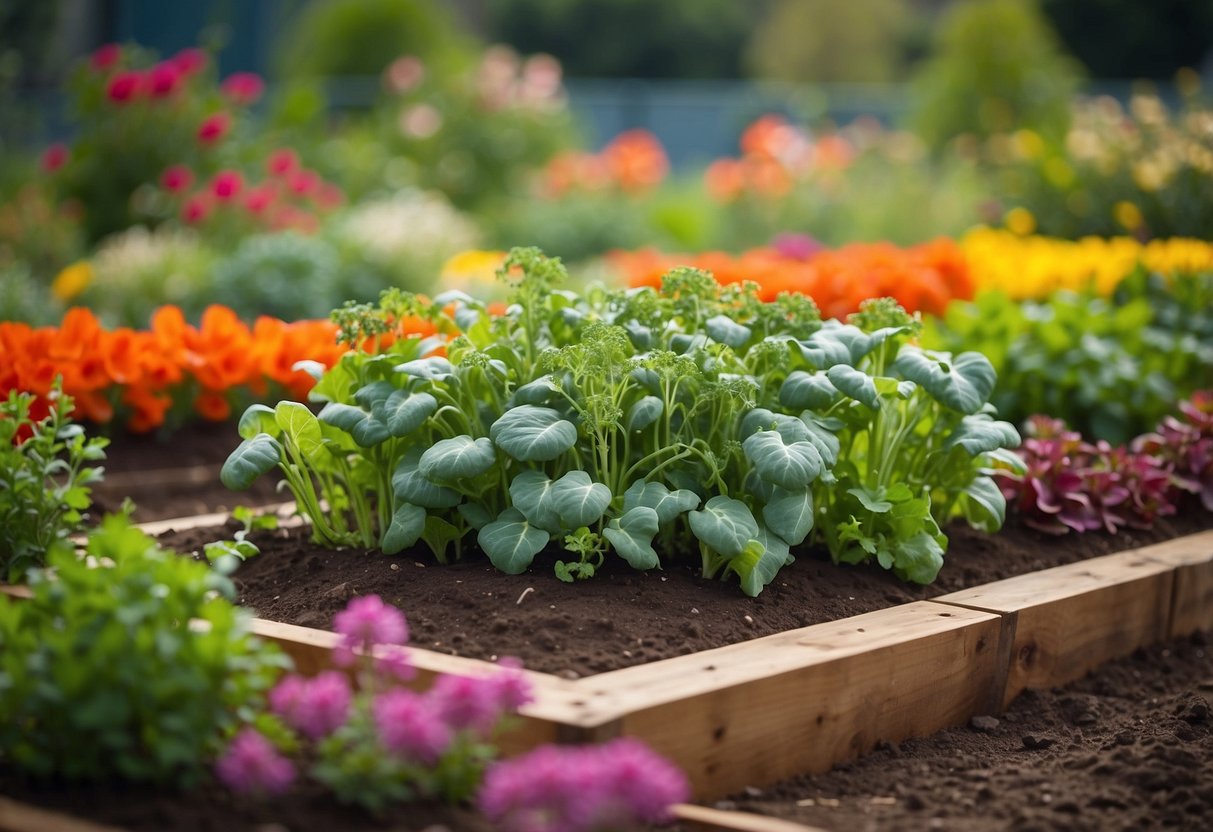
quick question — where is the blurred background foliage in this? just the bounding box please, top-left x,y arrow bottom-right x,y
1,0 -> 1211,329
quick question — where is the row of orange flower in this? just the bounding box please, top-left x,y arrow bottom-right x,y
0,306 -> 437,432
610,236 -> 973,320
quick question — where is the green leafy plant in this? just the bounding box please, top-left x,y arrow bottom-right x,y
224,249 -> 1017,592
0,381 -> 107,581
0,513 -> 289,785
203,505 -> 279,564
926,268 -> 1213,443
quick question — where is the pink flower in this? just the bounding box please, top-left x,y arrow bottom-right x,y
374,645 -> 416,682
160,164 -> 194,194
221,71 -> 265,106
286,168 -> 319,197
90,43 -> 122,73
197,112 -> 232,145
215,728 -> 295,795
373,690 -> 451,763
171,48 -> 208,78
181,194 -> 211,224
211,170 -> 244,201
268,671 -> 351,740
266,148 -> 299,177
488,657 -> 534,712
106,71 -> 142,103
384,56 -> 425,94
334,595 -> 407,648
478,739 -> 690,832
146,62 -> 181,98
427,673 -> 503,736
315,182 -> 345,211
243,185 -> 275,215
40,143 -> 69,173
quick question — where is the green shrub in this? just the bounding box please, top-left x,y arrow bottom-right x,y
0,514 -> 288,785
909,0 -> 1082,148
0,382 -> 106,581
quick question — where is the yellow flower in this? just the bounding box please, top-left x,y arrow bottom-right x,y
1013,129 -> 1045,160
1113,201 -> 1144,232
437,250 -> 509,298
1004,207 -> 1036,236
51,261 -> 93,300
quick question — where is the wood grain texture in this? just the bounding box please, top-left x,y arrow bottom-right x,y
672,803 -> 827,832
1130,528 -> 1213,637
0,798 -> 124,832
580,602 -> 1002,797
935,546 -> 1178,709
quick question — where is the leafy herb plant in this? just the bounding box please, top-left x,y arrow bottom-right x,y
224,249 -> 1018,592
0,381 -> 107,580
0,514 -> 288,785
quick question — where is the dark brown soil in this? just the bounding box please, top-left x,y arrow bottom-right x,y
155,508 -> 1213,679
725,632 -> 1213,832
87,421 -> 286,522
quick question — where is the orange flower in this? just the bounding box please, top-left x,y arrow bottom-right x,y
194,389 -> 232,422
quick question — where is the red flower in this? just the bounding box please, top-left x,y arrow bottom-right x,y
220,72 -> 264,106
106,71 -> 143,103
287,168 -> 319,197
243,185 -> 275,215
160,165 -> 194,194
315,182 -> 345,210
90,44 -> 122,73
197,112 -> 232,145
266,148 -> 299,177
181,194 -> 212,224
171,48 -> 208,78
210,170 -> 244,201
146,62 -> 181,98
40,143 -> 69,173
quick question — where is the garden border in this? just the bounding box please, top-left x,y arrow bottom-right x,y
4,510 -> 1212,809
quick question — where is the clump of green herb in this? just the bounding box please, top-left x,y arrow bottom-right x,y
0,513 -> 289,785
0,381 -> 107,580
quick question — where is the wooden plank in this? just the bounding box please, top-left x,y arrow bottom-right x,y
135,501 -> 300,537
1127,528 -> 1213,637
0,798 -> 124,832
575,602 -> 1001,798
935,545 -> 1178,709
672,803 -> 826,832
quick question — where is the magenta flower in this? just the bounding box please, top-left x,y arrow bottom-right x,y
267,148 -> 299,177
286,168 -> 319,197
160,164 -> 194,194
243,185 -> 275,215
171,47 -> 208,78
197,112 -> 232,145
211,170 -> 244,201
106,71 -> 142,103
268,671 -> 352,740
90,43 -> 122,73
335,595 -> 407,646
40,143 -> 69,174
427,673 -> 502,736
181,194 -> 211,224
220,71 -> 265,105
489,657 -> 534,712
146,62 -> 181,98
771,232 -> 825,261
373,689 -> 451,764
215,728 -> 295,795
374,645 -> 416,682
478,739 -> 690,832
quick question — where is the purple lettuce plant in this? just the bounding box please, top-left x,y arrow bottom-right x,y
999,415 -> 1177,535
1132,391 -> 1213,511
215,594 -> 534,811
478,737 -> 691,832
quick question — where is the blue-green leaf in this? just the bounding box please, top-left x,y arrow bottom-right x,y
706,314 -> 752,348
892,531 -> 945,584
394,356 -> 453,381
780,371 -> 839,410
762,487 -> 814,546
623,480 -> 701,525
457,502 -> 493,531
238,404 -> 279,440
551,471 -> 612,528
490,405 -> 578,462
478,508 -> 549,574
893,348 -> 997,414
960,475 -> 1007,531
743,430 -> 824,489
603,507 -> 660,570
625,396 -> 663,432
513,376 -> 560,406
353,381 -> 396,411
381,389 -> 437,437
392,453 -> 461,509
730,536 -> 785,597
509,470 -> 563,533
221,434 -> 280,490
688,496 -> 759,558
381,503 -> 426,555
318,402 -> 368,434
945,414 -> 1021,456
825,365 -> 879,409
418,435 -> 496,481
